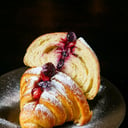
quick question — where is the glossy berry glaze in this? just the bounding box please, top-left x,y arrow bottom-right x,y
32,63 -> 56,100
57,32 -> 77,70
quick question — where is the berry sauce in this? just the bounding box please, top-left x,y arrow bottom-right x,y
32,63 -> 56,100
57,32 -> 77,70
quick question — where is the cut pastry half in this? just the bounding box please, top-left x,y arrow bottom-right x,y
23,32 -> 100,100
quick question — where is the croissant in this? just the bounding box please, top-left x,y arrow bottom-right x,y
20,64 -> 92,128
23,32 -> 100,100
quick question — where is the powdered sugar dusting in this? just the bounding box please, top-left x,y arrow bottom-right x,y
51,79 -> 69,101
41,90 -> 62,108
23,102 -> 36,111
53,72 -> 84,101
25,67 -> 42,75
53,72 -> 76,91
24,75 -> 39,83
28,76 -> 39,85
35,104 -> 53,118
24,76 -> 39,95
51,80 -> 66,96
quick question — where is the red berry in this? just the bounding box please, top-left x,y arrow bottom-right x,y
42,62 -> 56,77
32,87 -> 43,99
67,32 -> 77,42
41,73 -> 50,81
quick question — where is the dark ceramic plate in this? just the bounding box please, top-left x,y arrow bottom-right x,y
0,67 -> 126,128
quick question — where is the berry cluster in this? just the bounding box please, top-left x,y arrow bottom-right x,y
32,63 -> 56,100
57,32 -> 77,70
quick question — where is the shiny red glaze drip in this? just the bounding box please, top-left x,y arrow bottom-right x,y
32,87 -> 43,100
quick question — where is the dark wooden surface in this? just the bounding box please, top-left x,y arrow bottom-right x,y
0,0 -> 128,127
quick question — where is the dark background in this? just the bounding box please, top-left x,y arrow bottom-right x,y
0,0 -> 128,127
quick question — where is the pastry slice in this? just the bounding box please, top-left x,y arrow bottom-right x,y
23,32 -> 100,100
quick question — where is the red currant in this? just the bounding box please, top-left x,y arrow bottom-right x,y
32,87 -> 43,100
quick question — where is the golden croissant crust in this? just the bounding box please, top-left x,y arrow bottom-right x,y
20,67 -> 92,128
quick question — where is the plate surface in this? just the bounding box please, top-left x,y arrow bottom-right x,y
0,67 -> 126,128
